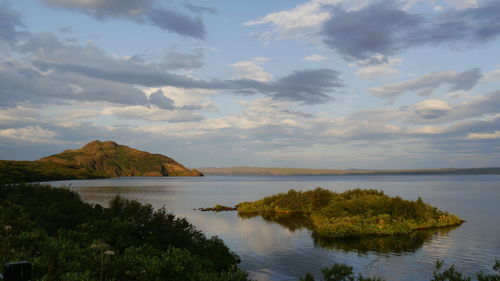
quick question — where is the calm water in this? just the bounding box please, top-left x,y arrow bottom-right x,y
47,175 -> 500,281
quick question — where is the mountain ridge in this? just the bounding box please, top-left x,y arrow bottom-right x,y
198,166 -> 500,176
0,140 -> 202,182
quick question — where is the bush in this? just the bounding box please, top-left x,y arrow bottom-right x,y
0,183 -> 247,281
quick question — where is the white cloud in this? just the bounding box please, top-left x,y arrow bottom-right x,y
412,99 -> 452,119
101,105 -> 202,122
433,5 -> 444,11
408,125 -> 445,135
442,0 -> 478,9
482,68 -> 500,83
304,54 -> 327,61
143,86 -> 217,111
243,0 -> 477,42
0,106 -> 40,125
370,68 -> 482,100
230,58 -> 273,82
356,58 -> 402,80
243,0 -> 373,40
467,131 -> 500,140
254,57 -> 271,62
0,126 -> 58,143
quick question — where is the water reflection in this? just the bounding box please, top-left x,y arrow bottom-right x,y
238,212 -> 312,232
313,226 -> 459,255
240,212 -> 461,255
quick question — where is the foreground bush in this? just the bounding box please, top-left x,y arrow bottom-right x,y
237,188 -> 464,238
0,183 -> 248,281
299,260 -> 500,281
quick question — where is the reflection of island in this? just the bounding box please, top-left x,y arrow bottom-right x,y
312,226 -> 460,255
239,211 -> 460,255
238,212 -> 312,232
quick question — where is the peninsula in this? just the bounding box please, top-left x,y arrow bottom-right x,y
0,140 -> 203,183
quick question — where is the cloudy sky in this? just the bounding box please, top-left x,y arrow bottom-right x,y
1,0 -> 499,169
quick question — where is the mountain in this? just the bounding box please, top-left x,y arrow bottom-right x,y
0,140 -> 202,183
198,166 -> 500,176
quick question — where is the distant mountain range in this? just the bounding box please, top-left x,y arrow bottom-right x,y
0,140 -> 202,183
198,166 -> 500,176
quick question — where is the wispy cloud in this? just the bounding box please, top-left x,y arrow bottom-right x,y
304,54 -> 328,61
321,1 -> 500,61
38,0 -> 207,38
369,68 -> 482,100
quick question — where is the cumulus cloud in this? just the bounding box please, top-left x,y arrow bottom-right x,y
0,106 -> 40,127
349,91 -> 500,126
38,0 -> 207,38
322,2 -> 419,62
304,54 -> 328,61
147,8 -> 206,39
144,86 -> 217,111
148,89 -> 175,110
321,1 -> 500,61
230,58 -> 273,82
0,2 -> 26,46
0,58 -> 152,107
412,99 -> 452,119
161,50 -> 204,71
267,69 -> 343,104
101,105 -> 202,122
370,68 -> 482,100
244,0 -> 500,61
442,91 -> 500,122
243,0 -> 373,41
183,2 -> 216,14
355,58 -> 402,80
482,68 -> 500,83
40,0 -> 155,19
0,126 -> 58,143
14,33 -> 344,105
467,131 -> 500,140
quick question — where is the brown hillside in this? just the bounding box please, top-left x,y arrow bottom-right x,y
38,140 -> 203,177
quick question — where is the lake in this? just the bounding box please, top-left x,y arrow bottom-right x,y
46,175 -> 500,281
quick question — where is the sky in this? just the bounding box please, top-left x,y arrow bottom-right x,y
0,0 -> 499,169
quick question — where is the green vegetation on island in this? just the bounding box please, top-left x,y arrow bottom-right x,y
237,188 -> 464,238
0,140 -> 203,183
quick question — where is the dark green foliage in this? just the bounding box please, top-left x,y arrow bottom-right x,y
430,260 -> 500,281
298,263 -> 383,281
299,261 -> 500,281
0,160 -> 104,183
0,183 -> 247,281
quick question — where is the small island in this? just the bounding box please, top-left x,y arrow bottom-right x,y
237,188 -> 464,238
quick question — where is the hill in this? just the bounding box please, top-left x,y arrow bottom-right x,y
0,140 -> 202,182
199,166 -> 500,176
